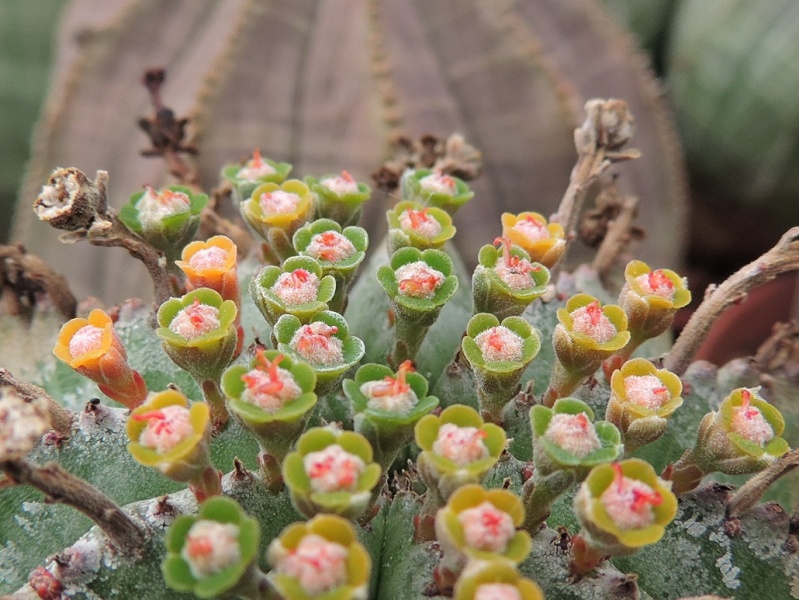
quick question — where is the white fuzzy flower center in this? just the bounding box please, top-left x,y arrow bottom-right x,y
569,302 -> 616,344
544,413 -> 601,458
432,423 -> 489,467
457,501 -> 516,553
395,261 -> 444,299
419,172 -> 457,195
277,534 -> 349,595
307,231 -> 356,263
512,216 -> 550,243
634,271 -> 676,299
474,326 -> 524,362
169,301 -> 221,340
237,153 -> 276,181
623,375 -> 670,410
182,521 -> 241,579
493,256 -> 538,291
475,583 -> 522,600
398,208 -> 442,238
321,171 -> 359,196
600,474 -> 660,530
289,322 -> 344,366
241,367 -> 301,412
189,246 -> 230,270
731,405 -> 774,446
271,269 -> 320,306
360,381 -> 418,414
259,190 -> 301,215
137,405 -> 194,454
304,444 -> 365,493
137,188 -> 190,229
68,325 -> 105,358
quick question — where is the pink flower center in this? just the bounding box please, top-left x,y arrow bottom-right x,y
432,423 -> 489,467
512,214 -> 551,243
623,375 -> 670,410
307,231 -> 356,262
395,261 -> 445,299
544,412 -> 601,458
260,190 -> 301,215
133,405 -> 194,454
137,186 -> 190,228
68,325 -> 105,358
290,322 -> 343,366
188,246 -> 230,270
419,171 -> 457,195
634,270 -> 676,299
236,149 -> 276,181
182,520 -> 241,578
277,534 -> 349,595
360,360 -> 418,414
169,299 -> 221,340
730,389 -> 774,446
303,444 -> 365,493
570,301 -> 617,344
321,170 -> 359,196
492,237 -> 540,291
474,583 -> 522,600
474,326 -> 524,362
600,463 -> 662,530
241,351 -> 301,411
457,501 -> 516,553
271,269 -> 320,306
398,208 -> 442,238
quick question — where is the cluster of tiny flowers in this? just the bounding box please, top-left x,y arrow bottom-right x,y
68,325 -> 104,358
169,300 -> 221,340
419,171 -> 457,195
475,583 -> 522,600
181,521 -> 241,578
623,375 -> 670,410
395,261 -> 445,299
134,406 -> 194,454
731,390 -> 774,446
457,501 -> 516,552
241,363 -> 301,412
634,270 -> 675,299
474,326 -> 524,363
600,468 -> 661,530
570,302 -> 616,344
399,208 -> 442,239
512,215 -> 550,243
259,190 -> 301,215
236,150 -> 276,181
271,269 -> 320,305
276,534 -> 349,595
137,187 -> 190,228
321,171 -> 359,196
188,246 -> 230,269
303,445 -> 365,493
306,231 -> 356,262
289,323 -> 344,366
433,424 -> 489,467
544,413 -> 601,458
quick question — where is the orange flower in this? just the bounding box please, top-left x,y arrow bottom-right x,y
54,309 -> 147,409
501,212 -> 565,268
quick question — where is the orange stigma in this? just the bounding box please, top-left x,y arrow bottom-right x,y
251,148 -> 263,167
648,269 -> 674,290
407,208 -> 431,229
370,360 -> 415,397
494,236 -> 537,274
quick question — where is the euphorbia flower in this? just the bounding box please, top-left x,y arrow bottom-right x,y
54,308 -> 147,409
570,459 -> 677,575
343,361 -> 440,470
162,497 -> 261,598
544,294 -> 630,406
461,313 -> 541,424
400,168 -> 474,215
222,149 -> 292,203
282,427 -> 382,519
435,484 -> 531,591
501,211 -> 566,268
119,185 -> 208,261
472,238 -> 550,320
669,388 -> 789,494
250,255 -> 336,326
386,200 -> 456,254
127,389 -> 220,501
606,358 -> 683,452
306,170 -> 372,227
267,514 -> 371,600
453,560 -> 543,600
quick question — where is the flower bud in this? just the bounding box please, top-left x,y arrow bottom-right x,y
400,169 -> 474,215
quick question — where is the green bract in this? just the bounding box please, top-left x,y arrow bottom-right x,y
221,349 -> 317,462
222,154 -> 292,203
461,313 -> 541,423
472,243 -> 550,320
415,405 -> 506,501
119,185 -> 208,261
156,287 -> 238,382
250,256 -> 336,326
400,168 -> 474,215
453,559 -> 544,600
306,172 -> 371,227
386,200 -> 456,254
282,427 -> 382,520
162,497 -> 260,599
343,362 -> 439,470
266,514 -> 371,600
273,311 -> 365,396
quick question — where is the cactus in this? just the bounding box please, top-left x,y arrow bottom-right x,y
2,87 -> 799,600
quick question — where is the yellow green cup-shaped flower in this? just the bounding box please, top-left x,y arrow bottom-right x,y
501,211 -> 566,269
453,559 -> 544,600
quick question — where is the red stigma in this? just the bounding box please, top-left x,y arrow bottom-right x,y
631,488 -> 663,511
186,298 -> 206,326
341,170 -> 354,182
187,536 -> 214,558
524,214 -> 544,227
251,148 -> 263,167
296,324 -> 338,353
575,413 -> 590,431
132,410 -> 165,422
652,386 -> 668,395
494,236 -> 537,274
648,269 -> 674,290
612,463 -> 625,493
286,269 -> 311,288
399,273 -> 440,295
481,509 -> 504,535
740,389 -> 759,419
586,301 -> 603,326
486,329 -> 505,352
407,208 -> 431,229
370,360 -> 414,397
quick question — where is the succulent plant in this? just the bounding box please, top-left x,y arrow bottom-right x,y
3,88 -> 799,600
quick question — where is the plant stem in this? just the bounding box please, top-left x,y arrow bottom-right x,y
201,379 -> 229,433
257,452 -> 285,493
189,465 -> 223,503
591,194 -> 639,277
665,227 -> 799,375
521,469 -> 576,532
727,449 -> 799,519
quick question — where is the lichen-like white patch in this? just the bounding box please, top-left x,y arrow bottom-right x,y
544,413 -> 600,458
569,303 -> 617,344
432,423 -> 489,467
136,188 -> 190,230
289,323 -> 344,366
276,534 -> 349,595
169,302 -> 220,340
68,325 -> 105,358
419,172 -> 457,195
623,375 -> 670,410
271,270 -> 321,306
600,475 -> 659,530
240,367 -> 301,412
474,326 -> 524,363
634,271 -> 675,299
303,444 -> 365,493
360,381 -> 418,414
306,231 -> 356,263
182,520 -> 241,579
189,246 -> 229,270
321,171 -> 359,196
259,190 -> 300,215
137,405 -> 194,454
457,501 -> 515,553
395,261 -> 444,299
715,550 -> 742,590
474,583 -> 522,600
398,208 -> 442,238
54,538 -> 102,584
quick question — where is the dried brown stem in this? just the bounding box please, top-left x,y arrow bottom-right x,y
0,369 -> 72,435
591,194 -> 639,277
665,227 -> 799,375
727,449 -> 799,519
0,458 -> 145,556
